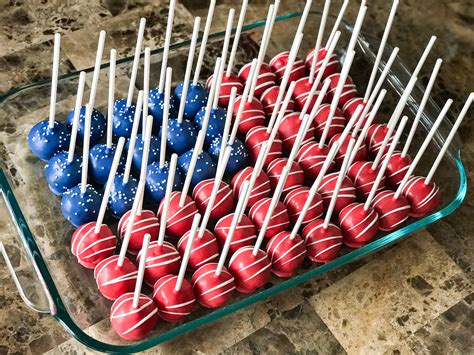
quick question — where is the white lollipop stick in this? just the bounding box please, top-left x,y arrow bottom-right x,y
157,154 -> 178,245
68,71 -> 86,163
198,146 -> 233,239
402,59 -> 442,157
123,91 -> 144,184
117,181 -> 146,267
309,0 -> 331,83
94,138 -> 125,234
425,93 -> 473,184
193,0 -> 216,85
290,142 -> 339,238
88,31 -> 106,111
323,139 -> 355,229
301,30 -> 340,118
394,98 -> 453,199
363,0 -> 399,101
261,0 -> 280,59
413,36 -> 437,78
126,18 -> 146,107
177,17 -> 201,124
296,0 -> 313,34
253,166 -> 290,255
176,214 -> 201,291
158,0 -> 176,93
107,49 -> 116,148
365,116 -> 408,210
179,131 -> 205,207
350,105 -> 366,138
216,181 -> 249,276
373,76 -> 418,169
286,113 -> 313,169
160,68 -> 173,168
347,1 -> 367,55
81,104 -> 92,194
218,87 -> 238,167
336,104 -> 363,145
139,116 -> 154,183
266,81 -> 297,136
213,9 -> 235,109
325,0 -> 349,48
132,233 -> 150,308
226,0 -> 249,76
308,78 -> 332,120
319,49 -> 355,148
200,58 -> 222,136
49,33 -> 61,128
266,32 -> 304,127
143,47 -> 150,130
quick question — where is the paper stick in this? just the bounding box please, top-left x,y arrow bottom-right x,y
176,213 -> 201,291
177,17 -> 201,123
325,0 -> 349,48
94,138 -> 125,233
296,0 -> 313,34
68,72 -> 86,163
346,1 -> 367,55
394,98 -> 453,199
193,0 -> 216,85
402,59 -> 442,157
106,49 -> 116,148
323,139 -> 354,229
309,0 -> 331,82
363,0 -> 399,101
179,131 -> 205,207
123,91 -> 144,184
413,36 -> 436,78
49,33 -> 61,128
336,105 -> 362,146
143,47 -> 150,130
132,233 -> 150,308
227,0 -> 249,76
126,18 -> 146,106
160,68 -> 173,168
218,87 -> 238,167
157,154 -> 178,245
425,93 -> 473,184
261,0 -> 280,68
88,30 -> 106,111
158,0 -> 176,93
139,115 -> 154,183
350,105 -> 366,138
266,81 -> 297,136
286,113 -> 313,169
81,104 -> 92,194
200,58 -> 222,138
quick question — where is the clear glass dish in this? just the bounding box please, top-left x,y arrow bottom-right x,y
0,10 -> 466,353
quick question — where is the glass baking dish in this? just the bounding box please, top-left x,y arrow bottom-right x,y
0,10 -> 467,353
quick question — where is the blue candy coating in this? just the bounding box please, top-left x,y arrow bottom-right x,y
161,118 -> 198,155
174,82 -> 208,119
89,144 -> 126,185
178,150 -> 217,190
66,106 -> 106,146
61,184 -> 102,227
44,151 -> 82,196
28,120 -> 70,161
146,161 -> 184,203
194,107 -> 227,146
112,98 -> 137,139
125,133 -> 161,172
107,173 -> 139,219
149,88 -> 178,129
209,137 -> 248,175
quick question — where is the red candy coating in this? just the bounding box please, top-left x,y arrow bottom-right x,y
249,198 -> 290,239
313,104 -> 346,140
329,133 -> 367,167
283,186 -> 324,225
238,62 -> 276,97
267,158 -> 305,197
402,176 -> 440,218
296,142 -> 334,179
245,125 -> 283,167
269,51 -> 306,83
157,191 -> 198,239
372,190 -> 411,231
260,86 -> 295,119
110,293 -> 159,340
192,263 -> 235,308
214,213 -> 257,254
366,124 -> 392,157
206,72 -> 243,107
318,172 -> 356,213
231,166 -> 271,207
302,220 -> 343,263
232,96 -> 266,135
384,151 -> 412,188
339,203 -> 380,248
293,76 -> 325,112
277,112 -> 315,151
305,47 -> 340,79
117,210 -> 159,255
153,275 -> 195,322
94,255 -> 138,300
193,179 -> 234,220
228,246 -> 271,293
265,231 -> 306,277
71,222 -> 116,269
342,97 -> 372,123
177,228 -> 219,270
326,73 -> 358,108
347,161 -> 385,199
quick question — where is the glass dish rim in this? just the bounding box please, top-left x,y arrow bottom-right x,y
0,10 -> 468,353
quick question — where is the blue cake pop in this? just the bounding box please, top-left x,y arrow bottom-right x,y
89,144 -> 126,185
148,88 -> 178,130
125,133 -> 161,172
107,173 -> 139,219
66,106 -> 106,147
194,106 -> 227,146
209,137 -> 248,175
28,120 -> 70,161
44,152 -> 82,195
161,119 -> 198,156
61,184 -> 102,227
178,150 -> 217,190
112,98 -> 138,139
173,82 -> 208,119
146,161 -> 184,203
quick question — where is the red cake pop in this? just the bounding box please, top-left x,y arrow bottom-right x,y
177,228 -> 219,270
347,161 -> 384,199
305,48 -> 340,79
95,256 -> 138,301
269,51 -> 306,83
249,198 -> 289,239
193,179 -> 233,219
342,97 -> 371,122
232,96 -> 266,136
401,177 -> 440,218
293,77 -> 326,112
278,112 -> 315,151
318,174 -> 355,213
207,73 -> 243,108
267,158 -> 305,197
260,86 -> 295,119
265,231 -> 306,277
302,220 -> 343,263
231,166 -> 271,207
284,186 -> 324,225
297,142 -> 332,179
228,246 -> 271,293
153,214 -> 200,322
238,62 -> 276,98
326,73 -> 357,108
313,104 -> 346,139
384,151 -> 412,188
117,210 -> 159,255
157,191 -> 197,239
371,190 -> 410,231
215,213 -> 256,253
365,123 -> 391,157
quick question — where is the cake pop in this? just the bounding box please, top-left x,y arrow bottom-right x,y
28,33 -> 70,161
231,167 -> 270,208
110,234 -> 159,340
260,86 -> 295,119
284,186 -> 323,225
153,214 -> 200,322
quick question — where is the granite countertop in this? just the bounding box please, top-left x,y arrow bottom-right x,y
0,0 -> 473,354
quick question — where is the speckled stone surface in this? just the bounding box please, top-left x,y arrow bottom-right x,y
0,0 -> 473,354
